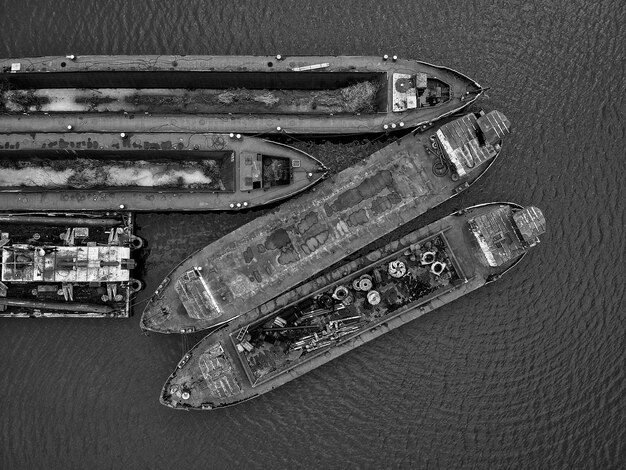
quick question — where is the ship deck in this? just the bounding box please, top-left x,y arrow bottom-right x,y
161,203 -> 535,409
141,111 -> 508,334
0,133 -> 326,211
0,212 -> 140,317
0,55 -> 483,135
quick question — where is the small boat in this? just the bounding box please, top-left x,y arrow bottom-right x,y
0,212 -> 143,317
160,202 -> 546,409
141,110 -> 511,334
0,55 -> 483,135
0,132 -> 327,211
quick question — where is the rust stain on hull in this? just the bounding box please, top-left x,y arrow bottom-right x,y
0,55 -> 483,135
0,132 -> 327,211
142,111 -> 509,334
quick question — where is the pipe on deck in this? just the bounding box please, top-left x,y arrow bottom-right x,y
0,297 -> 115,314
0,215 -> 121,227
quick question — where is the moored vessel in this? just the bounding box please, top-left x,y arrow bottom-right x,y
0,212 -> 142,317
0,132 -> 327,211
0,55 -> 483,135
161,202 -> 546,409
141,110 -> 511,334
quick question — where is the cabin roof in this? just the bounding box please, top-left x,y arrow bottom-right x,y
175,269 -> 223,320
436,112 -> 508,177
477,110 -> 511,145
468,206 -> 527,267
513,206 -> 546,243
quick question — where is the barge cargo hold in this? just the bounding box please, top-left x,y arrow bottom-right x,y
0,132 -> 327,211
0,55 -> 483,135
141,110 -> 511,334
161,202 -> 546,409
0,212 -> 143,317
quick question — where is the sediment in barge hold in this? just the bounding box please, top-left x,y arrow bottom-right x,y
160,202 -> 546,409
0,132 -> 327,211
0,55 -> 483,135
141,110 -> 511,334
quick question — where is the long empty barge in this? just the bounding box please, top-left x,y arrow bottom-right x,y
0,132 -> 327,211
141,110 -> 511,334
161,202 -> 546,409
0,55 -> 483,135
0,212 -> 143,317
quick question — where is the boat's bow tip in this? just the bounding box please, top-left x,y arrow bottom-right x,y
138,307 -> 171,334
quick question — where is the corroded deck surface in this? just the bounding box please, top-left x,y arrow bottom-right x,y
142,112 -> 507,334
161,203 -> 545,409
0,211 -> 139,318
0,55 -> 482,135
0,54 -> 474,75
0,133 -> 326,211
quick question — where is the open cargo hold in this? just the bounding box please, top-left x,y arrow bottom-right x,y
0,132 -> 327,211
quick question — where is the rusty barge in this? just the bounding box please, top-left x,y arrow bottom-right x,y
141,110 -> 511,334
0,132 -> 327,211
161,202 -> 546,409
0,212 -> 143,317
0,55 -> 482,135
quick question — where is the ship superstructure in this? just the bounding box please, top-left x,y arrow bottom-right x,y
141,110 -> 510,334
0,132 -> 327,211
0,212 -> 143,317
160,203 -> 546,409
0,55 -> 482,135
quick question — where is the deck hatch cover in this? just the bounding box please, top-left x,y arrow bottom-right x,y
199,344 -> 242,398
512,206 -> 546,244
175,268 -> 223,320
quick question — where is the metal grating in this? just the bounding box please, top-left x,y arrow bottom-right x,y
436,112 -> 506,177
469,206 -> 527,267
199,344 -> 242,398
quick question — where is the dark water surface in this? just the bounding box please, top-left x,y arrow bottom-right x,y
0,1 -> 624,468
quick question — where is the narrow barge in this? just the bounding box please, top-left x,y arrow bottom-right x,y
0,212 -> 142,317
161,202 -> 546,409
0,132 -> 327,211
0,55 -> 483,135
141,110 -> 511,334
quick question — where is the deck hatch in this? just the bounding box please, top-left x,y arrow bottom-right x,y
198,344 -> 242,398
175,268 -> 223,320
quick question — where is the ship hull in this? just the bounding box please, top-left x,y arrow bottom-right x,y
0,55 -> 482,135
160,202 -> 544,409
0,133 -> 326,211
141,111 -> 509,334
